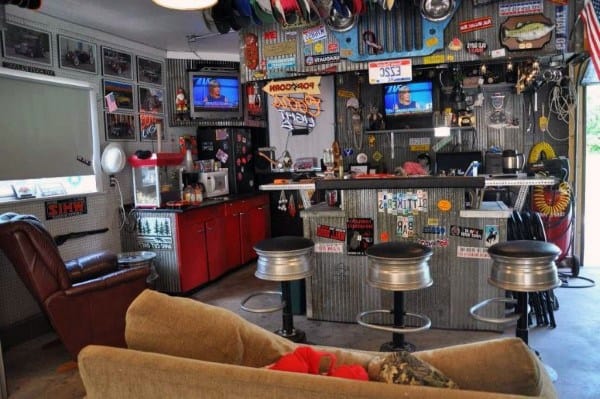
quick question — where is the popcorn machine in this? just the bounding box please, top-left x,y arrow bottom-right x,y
129,153 -> 184,208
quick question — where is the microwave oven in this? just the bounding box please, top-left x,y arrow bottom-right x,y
199,169 -> 229,198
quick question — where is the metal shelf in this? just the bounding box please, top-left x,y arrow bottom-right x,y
365,126 -> 475,135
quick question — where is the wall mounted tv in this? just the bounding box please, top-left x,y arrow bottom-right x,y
382,80 -> 435,129
383,81 -> 434,117
188,69 -> 242,120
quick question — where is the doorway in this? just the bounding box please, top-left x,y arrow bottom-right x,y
583,84 -> 600,266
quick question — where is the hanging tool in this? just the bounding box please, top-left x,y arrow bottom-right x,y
54,228 -> 109,246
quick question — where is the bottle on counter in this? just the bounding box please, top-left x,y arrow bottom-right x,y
193,184 -> 203,203
183,185 -> 193,202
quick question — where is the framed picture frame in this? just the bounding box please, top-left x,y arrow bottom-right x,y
138,86 -> 164,114
136,56 -> 163,86
58,35 -> 97,74
139,113 -> 164,142
1,23 -> 52,66
105,112 -> 136,141
101,46 -> 133,80
103,79 -> 135,111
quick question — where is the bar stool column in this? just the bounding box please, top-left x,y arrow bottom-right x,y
470,240 -> 561,380
357,242 -> 433,352
241,236 -> 314,343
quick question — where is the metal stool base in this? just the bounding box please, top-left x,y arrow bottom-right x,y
275,328 -> 306,343
380,340 -> 415,353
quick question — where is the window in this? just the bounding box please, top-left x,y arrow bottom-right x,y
0,67 -> 101,201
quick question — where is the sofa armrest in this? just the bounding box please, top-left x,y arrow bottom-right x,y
64,267 -> 150,296
65,250 -> 118,284
79,345 -> 546,399
414,338 -> 556,398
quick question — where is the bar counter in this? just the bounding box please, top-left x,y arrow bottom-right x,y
294,176 -> 504,331
260,176 -> 557,331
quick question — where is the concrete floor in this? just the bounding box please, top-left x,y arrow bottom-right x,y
3,263 -> 599,398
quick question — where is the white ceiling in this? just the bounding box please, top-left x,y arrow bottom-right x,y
36,0 -> 240,58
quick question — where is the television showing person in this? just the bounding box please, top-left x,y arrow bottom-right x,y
394,85 -> 416,111
204,79 -> 228,104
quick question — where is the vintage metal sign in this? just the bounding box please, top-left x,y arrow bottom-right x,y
305,52 -> 340,66
499,0 -> 543,17
459,17 -> 493,33
262,40 -> 296,57
457,246 -> 491,259
450,225 -> 483,240
302,25 -> 327,44
315,243 -> 344,253
316,224 -> 346,241
484,225 -> 500,247
466,40 -> 488,55
263,76 -> 321,96
45,197 -> 87,220
135,216 -> 173,250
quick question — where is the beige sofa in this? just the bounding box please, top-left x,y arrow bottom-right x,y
78,289 -> 557,398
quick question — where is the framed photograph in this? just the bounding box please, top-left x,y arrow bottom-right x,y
101,46 -> 133,80
105,112 -> 136,141
58,35 -> 97,74
103,79 -> 134,111
1,23 -> 52,66
138,86 -> 164,114
136,56 -> 163,85
140,113 -> 164,142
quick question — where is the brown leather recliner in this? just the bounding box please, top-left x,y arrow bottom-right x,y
0,212 -> 151,359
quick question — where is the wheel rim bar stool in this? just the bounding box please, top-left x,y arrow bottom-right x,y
357,242 -> 433,352
470,240 -> 561,344
241,236 -> 314,343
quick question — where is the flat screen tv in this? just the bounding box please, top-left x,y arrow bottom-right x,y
383,81 -> 433,117
188,69 -> 242,120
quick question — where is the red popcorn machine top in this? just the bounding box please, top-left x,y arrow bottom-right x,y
129,152 -> 184,208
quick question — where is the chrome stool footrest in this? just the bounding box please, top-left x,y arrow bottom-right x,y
356,309 -> 431,334
240,291 -> 285,313
470,297 -> 521,325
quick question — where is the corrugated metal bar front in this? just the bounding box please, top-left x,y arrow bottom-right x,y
303,188 -> 505,331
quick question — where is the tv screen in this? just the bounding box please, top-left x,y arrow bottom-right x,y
188,70 -> 242,119
383,81 -> 433,117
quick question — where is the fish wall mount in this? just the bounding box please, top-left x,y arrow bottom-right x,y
500,14 -> 555,51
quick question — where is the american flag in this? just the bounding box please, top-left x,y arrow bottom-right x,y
581,0 -> 600,75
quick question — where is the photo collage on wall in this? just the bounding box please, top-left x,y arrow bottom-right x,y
103,53 -> 165,142
0,21 -> 165,143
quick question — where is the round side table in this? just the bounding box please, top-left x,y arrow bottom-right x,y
117,251 -> 159,287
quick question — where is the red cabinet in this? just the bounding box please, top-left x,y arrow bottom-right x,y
169,194 -> 270,292
240,195 -> 270,264
176,212 -> 210,292
177,206 -> 231,289
224,194 -> 271,268
204,214 -> 227,280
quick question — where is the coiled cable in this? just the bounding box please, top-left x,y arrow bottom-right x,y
532,179 -> 572,217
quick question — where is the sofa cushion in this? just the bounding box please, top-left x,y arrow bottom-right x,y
125,289 -> 296,367
368,351 -> 458,388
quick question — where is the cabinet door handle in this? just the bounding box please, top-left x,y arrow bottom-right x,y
240,212 -> 246,216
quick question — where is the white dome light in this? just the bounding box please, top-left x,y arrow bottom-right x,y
152,0 -> 218,11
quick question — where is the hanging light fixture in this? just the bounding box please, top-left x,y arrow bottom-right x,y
151,0 -> 218,11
